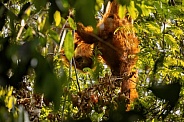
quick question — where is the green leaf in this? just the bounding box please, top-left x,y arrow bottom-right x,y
33,53 -> 67,110
32,0 -> 47,11
164,34 -> 179,53
153,52 -> 165,74
49,1 -> 59,24
127,1 -> 137,20
64,30 -> 74,61
42,73 -> 62,110
172,28 -> 183,39
0,3 -> 7,31
68,17 -> 76,30
118,5 -> 126,19
118,0 -> 131,6
18,2 -> 31,19
164,34 -> 176,45
74,0 -> 96,28
23,27 -> 34,39
54,10 -> 61,26
135,4 -> 143,16
41,16 -> 51,33
148,82 -> 181,104
140,2 -> 153,16
7,96 -> 15,110
48,30 -> 60,44
146,22 -> 161,33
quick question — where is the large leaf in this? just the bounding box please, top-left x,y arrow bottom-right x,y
148,82 -> 182,119
148,82 -> 181,107
74,0 -> 96,28
64,30 -> 74,61
127,1 -> 137,20
34,51 -> 67,110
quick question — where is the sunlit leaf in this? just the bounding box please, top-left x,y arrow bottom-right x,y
127,1 -> 137,20
7,87 -> 13,96
140,2 -> 153,16
146,22 -> 161,33
172,28 -> 183,39
54,10 -> 61,26
118,5 -> 126,19
95,0 -> 103,11
165,34 -> 176,44
7,96 -> 15,110
164,34 -> 179,53
38,15 -> 46,31
64,30 -> 74,61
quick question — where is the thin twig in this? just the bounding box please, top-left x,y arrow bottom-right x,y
59,20 -> 68,39
88,32 -> 119,52
58,29 -> 67,52
16,23 -> 25,40
72,57 -> 81,92
58,18 -> 69,53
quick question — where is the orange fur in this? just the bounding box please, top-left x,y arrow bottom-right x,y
74,33 -> 94,70
70,0 -> 139,110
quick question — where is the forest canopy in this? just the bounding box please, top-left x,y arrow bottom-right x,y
0,0 -> 184,122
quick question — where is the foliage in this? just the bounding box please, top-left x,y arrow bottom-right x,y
0,0 -> 184,122
0,87 -> 30,121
